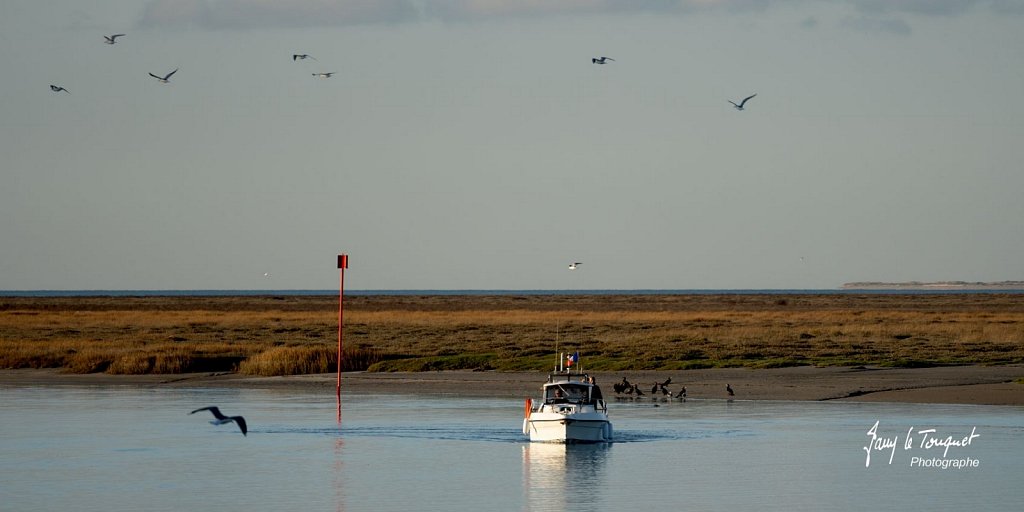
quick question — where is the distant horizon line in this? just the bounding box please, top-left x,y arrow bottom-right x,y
3,287 -> 1023,297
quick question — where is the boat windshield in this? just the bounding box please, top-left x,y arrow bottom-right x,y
545,383 -> 591,403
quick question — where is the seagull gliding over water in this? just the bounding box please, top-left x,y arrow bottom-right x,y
190,406 -> 247,436
104,34 -> 125,45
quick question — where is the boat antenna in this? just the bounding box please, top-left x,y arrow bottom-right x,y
554,321 -> 561,372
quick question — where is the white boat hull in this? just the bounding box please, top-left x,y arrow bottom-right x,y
524,413 -> 612,443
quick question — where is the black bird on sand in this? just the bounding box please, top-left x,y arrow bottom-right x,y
726,384 -> 735,397
190,406 -> 247,436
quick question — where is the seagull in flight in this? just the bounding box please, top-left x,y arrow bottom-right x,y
293,54 -> 316,61
729,93 -> 757,111
50,84 -> 70,94
592,57 -> 615,64
312,72 -> 335,78
104,34 -> 125,45
190,406 -> 247,436
569,262 -> 582,270
149,69 -> 178,83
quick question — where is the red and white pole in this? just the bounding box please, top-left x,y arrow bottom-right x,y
336,254 -> 348,424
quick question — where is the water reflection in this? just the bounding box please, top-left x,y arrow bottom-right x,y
522,443 -> 611,510
332,438 -> 345,512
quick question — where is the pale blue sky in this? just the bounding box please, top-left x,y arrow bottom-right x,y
2,1 -> 1023,290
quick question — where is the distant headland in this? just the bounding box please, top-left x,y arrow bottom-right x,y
842,281 -> 1024,290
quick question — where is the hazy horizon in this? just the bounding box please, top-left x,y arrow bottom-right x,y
3,1 -> 1023,291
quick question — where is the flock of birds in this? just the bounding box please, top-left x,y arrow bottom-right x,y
47,33 -> 346,93
46,37 -> 756,112
612,376 -> 735,402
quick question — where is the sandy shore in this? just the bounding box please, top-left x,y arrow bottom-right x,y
3,365 -> 1022,406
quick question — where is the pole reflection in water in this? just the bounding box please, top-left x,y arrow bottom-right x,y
333,437 -> 345,512
522,443 -> 612,510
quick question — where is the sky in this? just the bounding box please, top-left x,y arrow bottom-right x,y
2,0 -> 1023,291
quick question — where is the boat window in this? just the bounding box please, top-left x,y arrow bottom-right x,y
546,384 -> 590,403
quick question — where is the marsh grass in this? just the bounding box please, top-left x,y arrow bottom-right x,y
2,294 -> 1022,375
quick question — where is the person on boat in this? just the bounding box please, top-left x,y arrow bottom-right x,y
549,388 -> 572,404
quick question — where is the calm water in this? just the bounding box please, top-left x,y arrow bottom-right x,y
2,385 -> 1022,512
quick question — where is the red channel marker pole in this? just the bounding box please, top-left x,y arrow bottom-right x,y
336,254 -> 348,424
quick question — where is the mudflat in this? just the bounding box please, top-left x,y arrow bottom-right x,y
3,365 -> 1022,406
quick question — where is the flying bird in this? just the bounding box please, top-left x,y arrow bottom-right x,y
293,54 -> 316,61
312,72 -> 335,78
50,85 -> 70,94
149,69 -> 178,83
104,34 -> 125,45
729,93 -> 757,111
569,262 -> 582,270
592,57 -> 615,64
190,406 -> 247,436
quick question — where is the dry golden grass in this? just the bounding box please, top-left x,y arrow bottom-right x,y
1,294 -> 1022,374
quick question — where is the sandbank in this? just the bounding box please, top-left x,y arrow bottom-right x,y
2,365 -> 1022,406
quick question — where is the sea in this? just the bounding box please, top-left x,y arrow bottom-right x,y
3,288 -> 1024,296
1,385 -> 1021,512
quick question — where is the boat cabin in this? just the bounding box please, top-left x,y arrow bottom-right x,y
543,373 -> 605,406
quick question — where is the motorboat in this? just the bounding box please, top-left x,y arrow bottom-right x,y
522,368 -> 612,443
